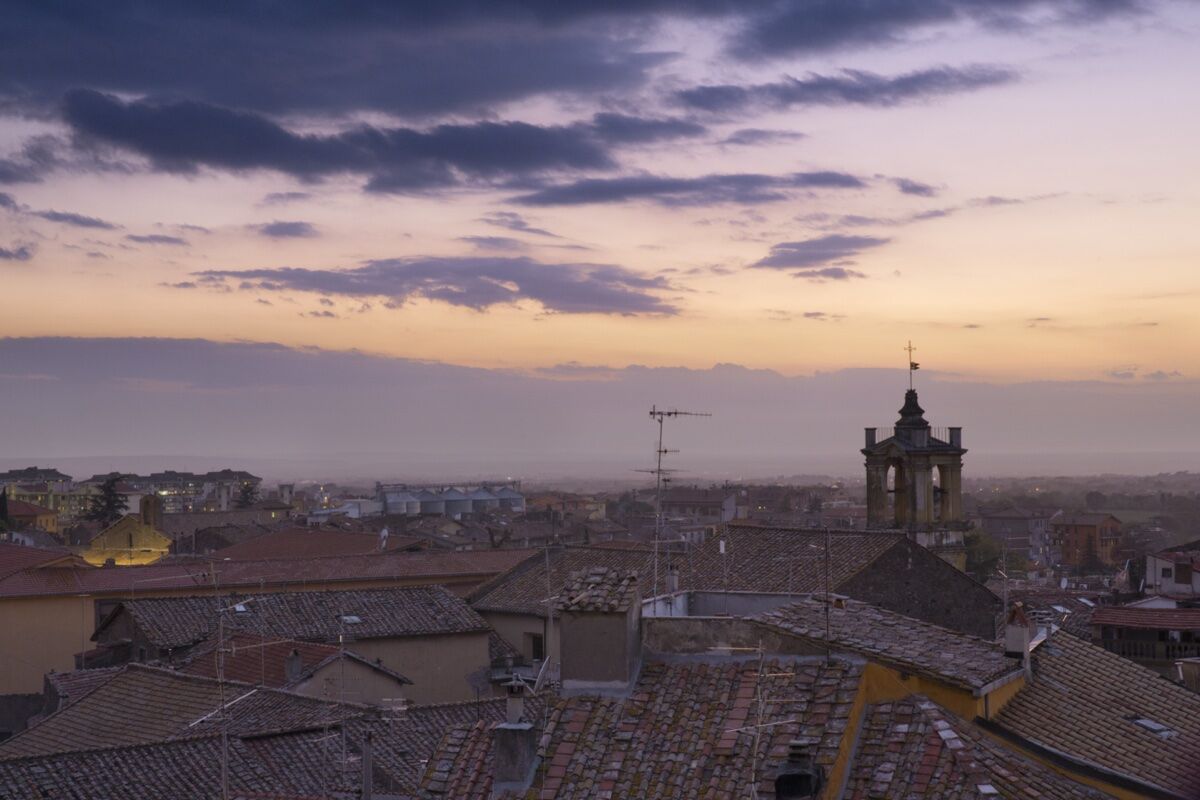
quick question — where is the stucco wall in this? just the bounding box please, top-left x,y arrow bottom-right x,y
349,632 -> 489,704
0,595 -> 93,695
293,658 -> 409,706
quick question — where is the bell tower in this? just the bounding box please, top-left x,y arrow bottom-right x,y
862,344 -> 966,531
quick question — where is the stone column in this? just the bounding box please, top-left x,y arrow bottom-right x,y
865,462 -> 888,527
911,463 -> 934,526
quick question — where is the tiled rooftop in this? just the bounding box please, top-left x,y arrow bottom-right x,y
753,596 -> 1020,691
523,656 -> 861,798
556,567 -> 639,613
848,697 -> 1107,799
471,528 -> 904,616
993,630 -> 1200,797
1089,606 -> 1200,630
1006,589 -> 1099,639
208,527 -> 425,560
0,664 -> 365,760
101,585 -> 490,650
0,546 -> 536,599
178,630 -> 411,688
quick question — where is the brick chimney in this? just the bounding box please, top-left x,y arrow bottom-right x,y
557,567 -> 641,694
492,678 -> 536,797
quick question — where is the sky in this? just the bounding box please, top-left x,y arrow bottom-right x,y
2,1 -> 1199,476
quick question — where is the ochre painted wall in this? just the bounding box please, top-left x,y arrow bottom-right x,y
350,632 -> 490,704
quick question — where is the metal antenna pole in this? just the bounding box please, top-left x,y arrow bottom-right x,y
646,406 -> 711,594
824,527 -> 832,663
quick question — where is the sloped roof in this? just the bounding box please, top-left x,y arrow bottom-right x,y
849,696 -> 1107,799
421,720 -> 495,798
1052,513 -> 1121,527
1089,606 -> 1200,630
100,585 -> 490,650
0,541 -> 78,580
556,567 -> 639,613
4,498 -> 56,516
0,664 -> 365,760
178,630 -> 411,688
992,631 -> 1200,798
519,656 -> 861,798
45,666 -> 124,710
470,528 -> 905,616
207,528 -> 424,560
753,596 -> 1020,692
0,546 -> 535,599
1007,589 -> 1099,639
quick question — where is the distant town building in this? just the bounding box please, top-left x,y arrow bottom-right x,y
660,486 -> 741,522
978,506 -> 1057,565
1145,539 -> 1200,596
2,498 -> 59,534
1050,512 -> 1123,569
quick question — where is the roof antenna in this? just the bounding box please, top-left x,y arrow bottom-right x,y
642,406 -> 710,596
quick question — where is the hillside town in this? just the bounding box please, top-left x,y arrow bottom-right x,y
1,388 -> 1198,798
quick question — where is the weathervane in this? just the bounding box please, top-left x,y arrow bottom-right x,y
905,340 -> 920,390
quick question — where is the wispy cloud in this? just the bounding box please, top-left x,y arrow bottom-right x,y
187,256 -> 678,316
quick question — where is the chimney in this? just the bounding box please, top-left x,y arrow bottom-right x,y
948,427 -> 962,448
285,649 -> 304,683
279,483 -> 294,506
774,738 -> 824,799
378,526 -> 389,552
558,568 -> 641,694
864,427 -> 877,448
666,564 -> 680,594
361,730 -> 373,800
492,679 -> 536,796
1004,603 -> 1034,679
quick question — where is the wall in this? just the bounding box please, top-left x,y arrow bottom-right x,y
0,595 -> 93,695
0,571 -> 499,696
293,658 -> 408,706
559,608 -> 638,688
479,609 -> 560,665
349,631 -> 489,704
836,538 -> 1002,640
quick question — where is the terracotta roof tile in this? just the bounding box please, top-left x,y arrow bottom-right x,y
556,567 -> 639,613
471,528 -> 904,617
102,585 -> 490,650
753,596 -> 1020,691
521,656 -> 861,798
993,630 -> 1200,797
848,696 -> 1107,798
1089,606 -> 1200,630
208,528 -> 425,561
0,664 -> 365,760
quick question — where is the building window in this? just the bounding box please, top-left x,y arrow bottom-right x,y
527,633 -> 545,662
1162,567 -> 1173,578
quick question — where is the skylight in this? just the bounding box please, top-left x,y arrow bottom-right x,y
233,603 -> 249,613
1131,717 -> 1176,738
341,614 -> 362,624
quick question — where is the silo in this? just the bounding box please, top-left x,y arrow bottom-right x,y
468,487 -> 500,511
415,489 -> 445,515
385,490 -> 420,516
441,487 -> 471,517
495,486 -> 525,512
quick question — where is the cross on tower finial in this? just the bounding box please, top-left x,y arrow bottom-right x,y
905,340 -> 920,391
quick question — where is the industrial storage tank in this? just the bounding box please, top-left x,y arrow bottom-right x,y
415,489 -> 445,515
467,487 -> 500,511
495,486 -> 525,512
440,487 -> 472,517
384,490 -> 420,516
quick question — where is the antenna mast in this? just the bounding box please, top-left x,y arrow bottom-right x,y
646,405 -> 711,593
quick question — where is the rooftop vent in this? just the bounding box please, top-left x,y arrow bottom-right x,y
774,738 -> 824,799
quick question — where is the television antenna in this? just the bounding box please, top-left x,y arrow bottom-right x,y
645,406 -> 711,594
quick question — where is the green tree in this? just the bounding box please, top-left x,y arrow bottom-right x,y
85,475 -> 128,527
235,482 -> 260,509
964,530 -> 1002,581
